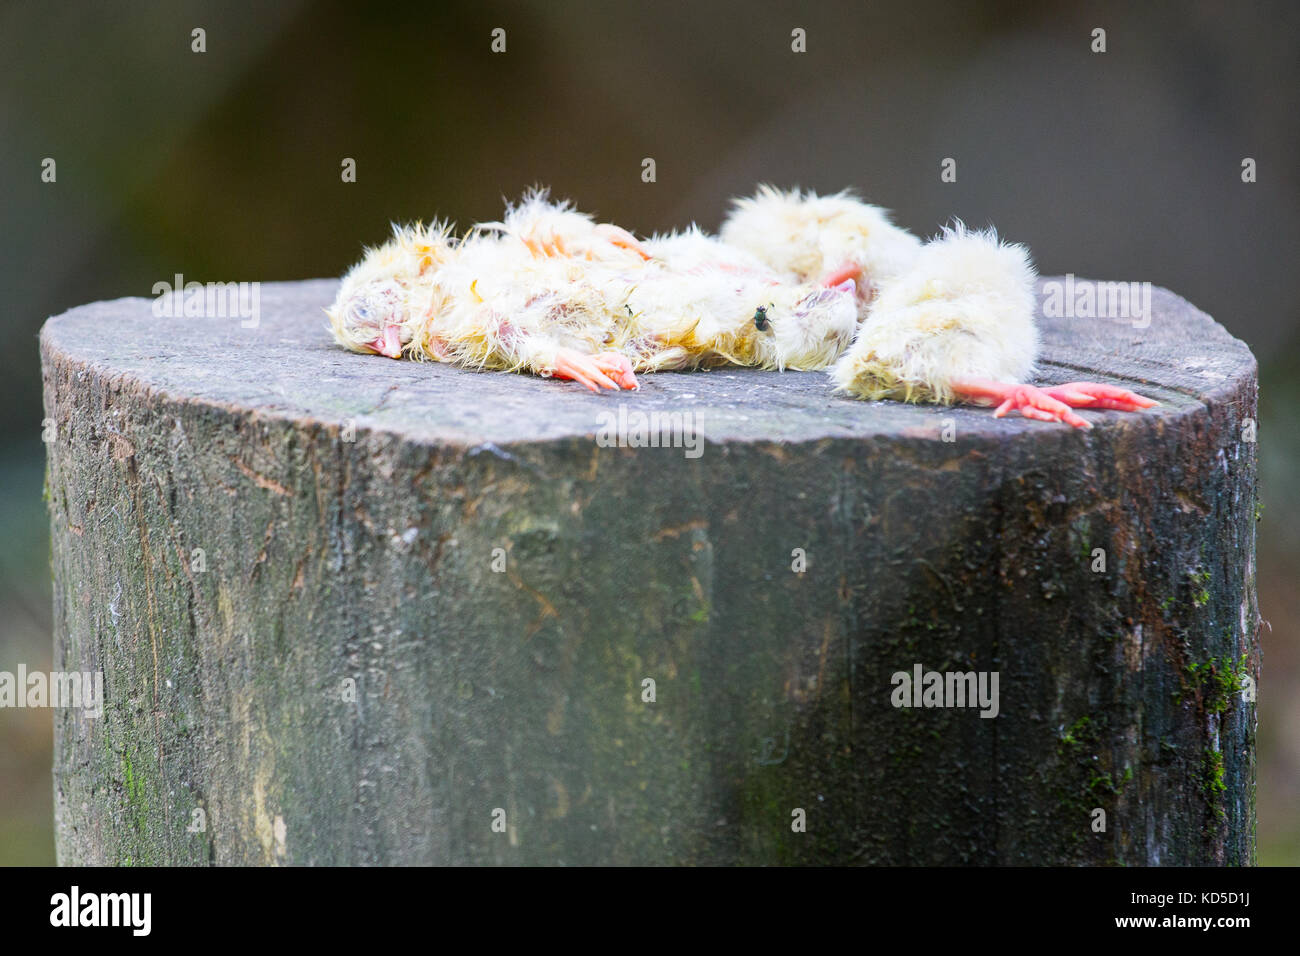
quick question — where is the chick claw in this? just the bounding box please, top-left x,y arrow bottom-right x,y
1043,381 -> 1160,413
553,349 -> 639,392
991,384 -> 1092,429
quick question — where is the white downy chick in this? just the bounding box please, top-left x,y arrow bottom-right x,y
830,222 -> 1038,404
719,185 -> 922,298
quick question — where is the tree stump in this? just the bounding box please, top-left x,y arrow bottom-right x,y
41,278 -> 1259,865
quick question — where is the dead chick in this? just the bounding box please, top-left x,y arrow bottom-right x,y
327,187 -> 1157,428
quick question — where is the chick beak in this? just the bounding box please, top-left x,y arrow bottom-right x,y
370,323 -> 404,358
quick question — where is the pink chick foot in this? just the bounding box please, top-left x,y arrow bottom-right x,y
951,379 -> 1159,429
553,349 -> 639,392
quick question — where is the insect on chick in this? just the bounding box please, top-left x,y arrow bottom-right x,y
753,305 -> 772,332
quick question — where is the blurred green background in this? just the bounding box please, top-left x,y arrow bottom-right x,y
1,0 -> 1296,864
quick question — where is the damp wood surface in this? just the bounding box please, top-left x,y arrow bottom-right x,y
41,277 -> 1259,864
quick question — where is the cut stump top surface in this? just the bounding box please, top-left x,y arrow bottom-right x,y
40,278 -> 1255,446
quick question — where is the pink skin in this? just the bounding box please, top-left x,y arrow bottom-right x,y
820,261 -> 878,305
553,349 -> 639,391
354,283 -> 405,357
952,379 -> 1159,430
821,262 -> 862,288
366,323 -> 404,358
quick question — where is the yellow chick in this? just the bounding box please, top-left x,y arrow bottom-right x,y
327,187 -> 1157,427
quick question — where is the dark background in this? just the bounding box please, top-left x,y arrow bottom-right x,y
1,0 -> 1296,863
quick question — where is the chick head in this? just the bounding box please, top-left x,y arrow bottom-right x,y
327,276 -> 415,358
327,222 -> 452,358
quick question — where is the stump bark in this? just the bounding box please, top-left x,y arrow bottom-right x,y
41,278 -> 1259,865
